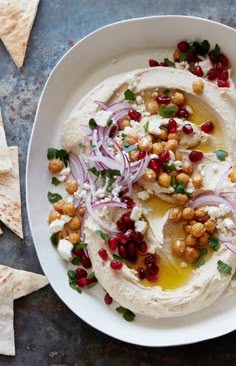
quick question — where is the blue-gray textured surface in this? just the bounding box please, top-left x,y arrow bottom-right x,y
0,0 -> 236,364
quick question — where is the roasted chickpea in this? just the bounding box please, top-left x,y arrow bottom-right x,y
184,246 -> 200,263
65,179 -> 78,195
182,207 -> 195,220
48,210 -> 61,223
185,234 -> 197,246
78,207 -> 86,217
62,203 -> 76,217
142,168 -> 157,183
204,219 -> 216,233
158,173 -> 171,187
129,149 -> 139,161
146,100 -> 159,115
171,91 -> 185,105
183,224 -> 192,234
190,222 -> 205,238
192,175 -> 203,189
228,168 -> 236,183
190,220 -> 197,226
53,199 -> 65,214
166,139 -> 178,152
175,151 -> 182,161
48,158 -> 64,173
172,239 -> 186,257
176,173 -> 190,186
173,48 -> 181,61
182,161 -> 193,175
138,136 -> 153,152
192,80 -> 204,94
152,142 -> 164,155
172,193 -> 188,206
168,207 -> 182,222
194,207 -> 207,219
118,118 -> 131,130
167,132 -> 179,141
125,133 -> 139,145
158,129 -> 168,140
56,228 -> 68,240
199,232 -> 209,246
68,232 -> 80,244
67,216 -> 81,230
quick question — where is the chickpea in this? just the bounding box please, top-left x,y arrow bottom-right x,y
142,168 -> 157,183
183,224 -> 192,234
68,232 -> 80,244
185,234 -> 197,246
228,168 -> 236,183
48,158 -> 64,173
171,92 -> 185,105
192,80 -> 204,95
53,199 -> 65,213
125,133 -> 139,145
168,207 -> 182,222
167,132 -> 179,141
176,173 -> 190,186
138,136 -> 153,152
67,216 -> 81,230
118,118 -> 130,130
56,228 -> 68,240
158,129 -> 168,140
184,246 -> 200,263
62,203 -> 76,217
65,179 -> 78,195
169,170 -> 178,177
146,100 -> 159,115
194,207 -> 207,219
182,161 -> 193,175
204,219 -> 216,233
190,220 -> 197,225
172,193 -> 188,205
197,214 -> 209,222
192,175 -> 203,189
199,232 -> 209,246
166,139 -> 178,152
190,222 -> 205,238
172,239 -> 186,257
129,149 -> 139,161
48,210 -> 61,223
152,142 -> 164,155
158,173 -> 171,187
78,207 -> 86,217
175,151 -> 182,161
173,48 -> 181,61
182,207 -> 195,220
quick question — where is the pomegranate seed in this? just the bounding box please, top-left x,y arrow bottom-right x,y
217,80 -> 230,88
108,237 -> 118,250
121,213 -> 131,224
156,95 -> 170,105
76,277 -> 88,287
144,254 -> 156,265
110,260 -> 123,270
104,293 -> 113,304
118,244 -> 127,258
209,51 -> 218,65
76,268 -> 87,279
127,242 -> 136,256
146,263 -> 159,276
219,53 -> 229,67
133,231 -> 144,244
87,277 -> 97,286
116,233 -> 128,244
146,274 -> 157,282
159,150 -> 170,163
159,61 -> 167,66
182,123 -> 193,135
124,229 -> 134,241
200,121 -> 214,133
137,267 -> 146,280
72,248 -> 84,257
215,62 -> 225,73
126,253 -> 137,262
138,241 -> 147,253
128,109 -> 141,122
81,255 -> 92,269
191,65 -> 203,77
137,151 -> 146,160
218,70 -> 228,81
121,196 -> 135,208
177,41 -> 190,52
186,51 -> 198,63
149,59 -> 159,67
98,248 -> 108,260
148,159 -> 159,171
177,108 -> 189,119
206,68 -> 218,80
168,118 -> 177,133
189,150 -> 203,162
116,219 -> 127,232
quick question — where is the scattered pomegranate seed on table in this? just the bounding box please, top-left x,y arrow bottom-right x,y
149,59 -> 159,67
104,293 -> 113,304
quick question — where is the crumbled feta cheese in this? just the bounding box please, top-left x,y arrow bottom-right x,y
179,261 -> 188,268
201,170 -> 205,177
175,160 -> 182,170
137,191 -> 150,201
212,163 -> 218,173
223,218 -> 235,230
83,183 -> 91,191
168,151 -> 175,164
49,215 -> 71,234
57,239 -> 73,261
135,220 -> 148,234
206,204 -> 231,219
65,195 -> 74,203
95,110 -> 112,127
136,95 -> 142,104
152,91 -> 158,97
130,207 -> 142,221
185,105 -> 193,114
58,167 -> 70,176
148,119 -> 161,135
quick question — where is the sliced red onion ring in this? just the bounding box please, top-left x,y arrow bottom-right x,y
190,194 -> 236,212
106,101 -> 131,113
69,154 -> 86,183
86,197 -> 120,233
131,154 -> 150,183
92,200 -> 127,210
94,101 -> 108,110
224,242 -> 236,254
214,166 -> 232,195
218,234 -> 236,242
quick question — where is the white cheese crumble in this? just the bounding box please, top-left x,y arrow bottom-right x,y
95,110 -> 112,127
137,191 -> 150,201
206,204 -> 231,219
49,215 -> 71,234
130,206 -> 142,221
57,239 -> 73,261
59,167 -> 70,176
135,220 -> 148,234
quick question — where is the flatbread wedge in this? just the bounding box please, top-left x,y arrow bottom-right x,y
0,108 -> 12,173
0,146 -> 23,238
0,0 -> 40,67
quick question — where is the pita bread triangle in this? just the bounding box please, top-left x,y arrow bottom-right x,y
0,107 -> 12,173
0,146 -> 23,238
0,0 -> 40,68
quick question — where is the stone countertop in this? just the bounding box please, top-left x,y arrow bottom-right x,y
0,0 -> 235,364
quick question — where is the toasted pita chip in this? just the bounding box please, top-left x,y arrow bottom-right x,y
0,0 -> 40,67
0,146 -> 23,238
0,108 -> 12,173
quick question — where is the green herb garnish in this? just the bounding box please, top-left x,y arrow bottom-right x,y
143,121 -> 149,133
95,230 -> 109,241
217,260 -> 232,275
160,125 -> 168,131
47,148 -> 69,167
211,43 -> 220,57
124,89 -> 135,101
170,175 -> 176,187
113,254 -> 124,262
121,132 -> 127,138
88,271 -> 96,280
107,119 -> 113,126
174,182 -> 186,194
164,58 -> 175,66
193,248 -> 208,268
67,270 -> 82,293
209,237 -> 220,251
214,149 -> 228,161
74,242 -> 88,249
162,88 -> 170,95
193,40 -> 210,55
159,104 -> 177,118
116,306 -> 136,322
122,141 -> 137,153
163,163 -> 177,171
71,256 -> 81,265
88,166 -> 100,177
47,191 -> 62,203
89,118 -> 97,129
50,233 -> 58,247
51,177 -> 61,186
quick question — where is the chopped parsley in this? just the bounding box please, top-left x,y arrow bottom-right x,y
74,242 -> 87,249
211,43 -> 220,57
88,166 -> 100,177
124,89 -> 135,101
113,254 -> 124,262
143,121 -> 149,133
214,149 -> 228,161
122,141 -> 137,153
89,118 -> 97,129
71,256 -> 81,265
116,306 -> 136,322
51,177 -> 61,186
164,58 -> 175,66
193,247 -> 208,268
162,88 -> 170,95
67,270 -> 81,293
170,175 -> 176,187
159,104 -> 177,118
192,40 -> 210,55
47,191 -> 62,203
217,260 -> 232,275
50,233 -> 58,247
107,119 -> 113,126
160,125 -> 168,131
163,163 -> 177,171
209,236 -> 220,251
174,181 -> 186,194
47,148 -> 69,167
95,230 -> 109,241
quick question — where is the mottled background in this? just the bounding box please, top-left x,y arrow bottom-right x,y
0,0 -> 235,365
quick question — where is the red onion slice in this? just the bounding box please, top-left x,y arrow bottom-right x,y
69,154 -> 86,183
94,101 -> 108,110
190,194 -> 236,212
224,242 -> 236,254
214,166 -> 232,195
86,197 -> 120,233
